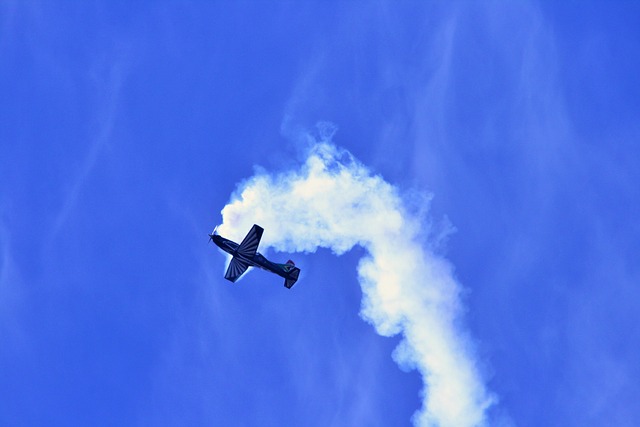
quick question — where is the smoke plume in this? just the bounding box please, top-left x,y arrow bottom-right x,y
218,136 -> 494,427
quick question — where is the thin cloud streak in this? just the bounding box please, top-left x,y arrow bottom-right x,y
219,134 -> 495,427
48,60 -> 125,241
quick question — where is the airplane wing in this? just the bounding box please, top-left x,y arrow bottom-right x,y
236,224 -> 264,259
225,257 -> 250,283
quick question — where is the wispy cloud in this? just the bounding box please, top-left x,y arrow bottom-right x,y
218,130 -> 495,427
47,56 -> 127,242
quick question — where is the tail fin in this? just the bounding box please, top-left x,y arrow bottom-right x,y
284,267 -> 300,289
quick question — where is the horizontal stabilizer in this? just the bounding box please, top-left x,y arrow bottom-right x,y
284,267 -> 300,289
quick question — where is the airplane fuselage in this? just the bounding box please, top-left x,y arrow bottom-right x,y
210,234 -> 296,280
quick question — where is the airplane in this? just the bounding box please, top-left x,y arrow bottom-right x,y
209,224 -> 300,289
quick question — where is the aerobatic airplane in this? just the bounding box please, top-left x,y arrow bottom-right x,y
209,224 -> 300,289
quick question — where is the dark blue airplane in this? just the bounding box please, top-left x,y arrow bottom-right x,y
209,224 -> 300,289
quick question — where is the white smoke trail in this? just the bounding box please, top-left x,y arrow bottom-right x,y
218,137 -> 495,427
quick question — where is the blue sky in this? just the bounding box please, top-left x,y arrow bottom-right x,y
1,2 -> 639,426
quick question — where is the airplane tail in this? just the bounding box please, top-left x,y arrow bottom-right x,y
284,267 -> 300,289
